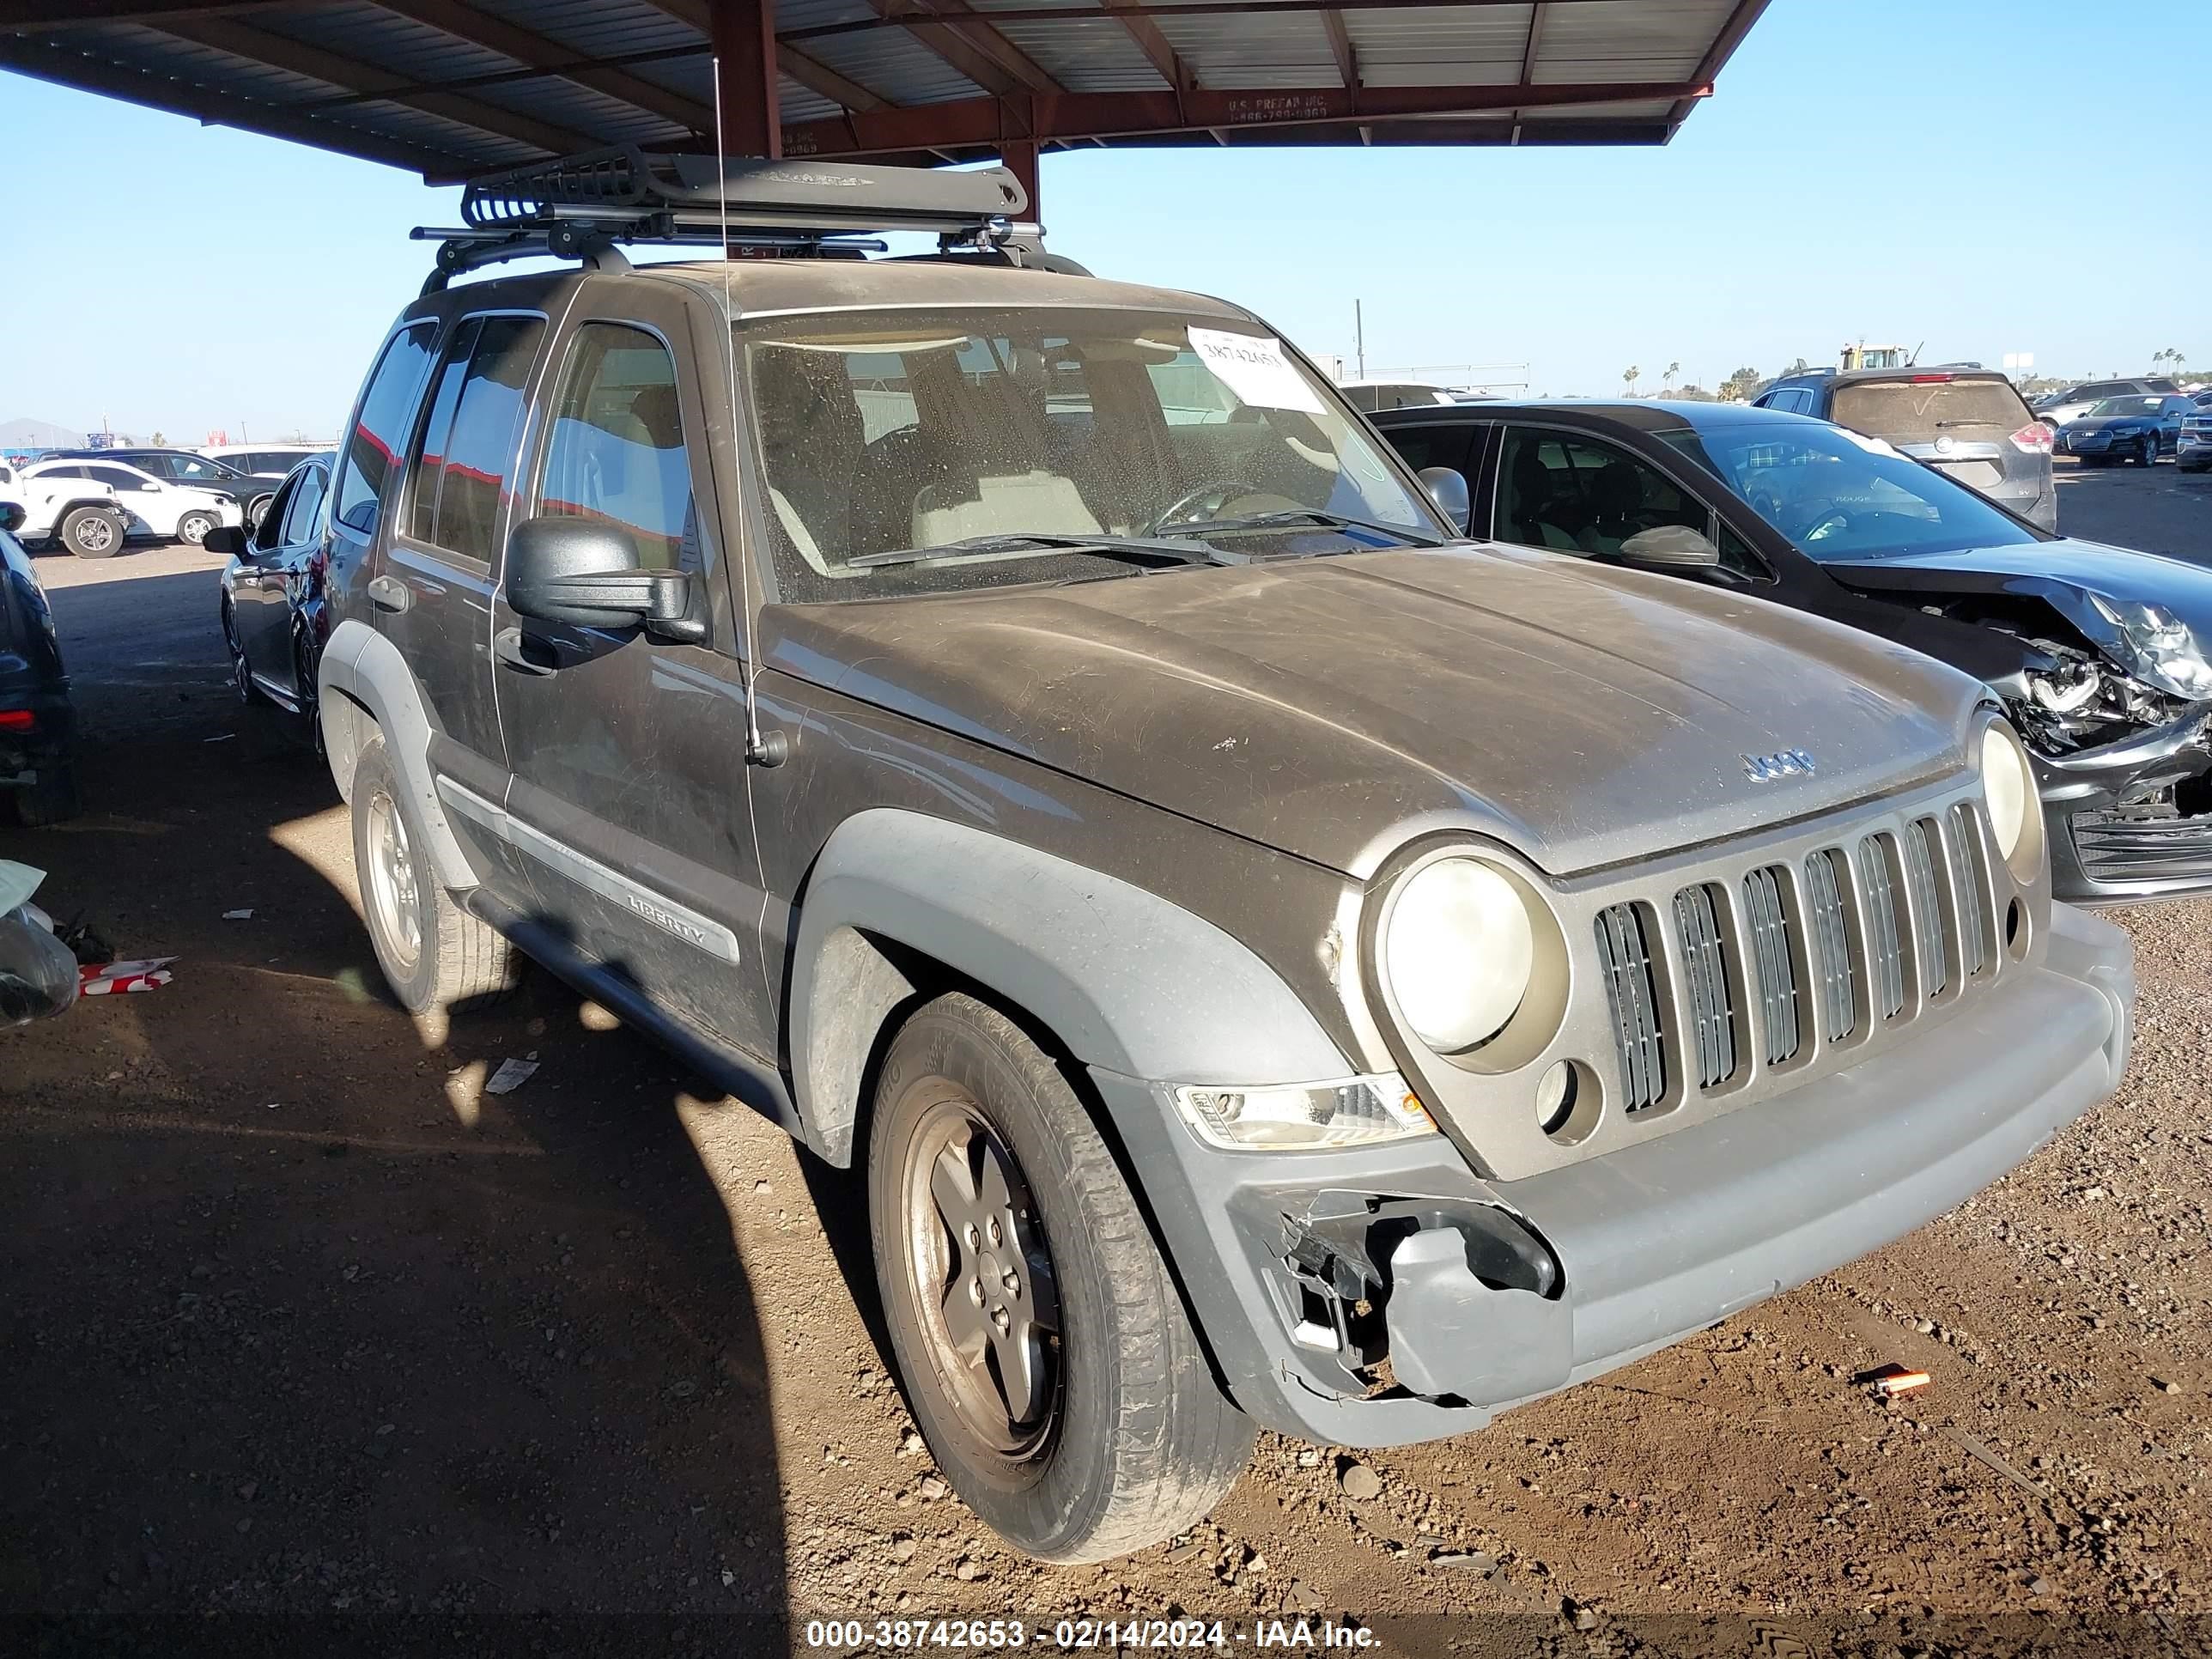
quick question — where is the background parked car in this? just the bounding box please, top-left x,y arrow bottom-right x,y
2181,404 -> 2212,472
2033,377 -> 2185,428
1753,365 -> 2056,528
46,446 -> 278,528
2058,394 -> 2194,466
199,443 -> 329,482
1374,398 -> 2212,905
0,459 -> 127,558
15,458 -> 240,547
210,452 -> 335,737
1335,380 -> 1456,413
0,504 -> 78,822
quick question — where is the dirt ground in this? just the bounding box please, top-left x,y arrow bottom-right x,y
5,465 -> 2212,1656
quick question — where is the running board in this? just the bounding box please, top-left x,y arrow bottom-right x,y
461,886 -> 802,1137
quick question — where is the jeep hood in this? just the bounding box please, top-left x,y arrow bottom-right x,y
762,544 -> 1979,878
1823,538 -> 2212,702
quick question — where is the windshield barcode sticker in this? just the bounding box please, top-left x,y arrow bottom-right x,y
1188,327 -> 1324,415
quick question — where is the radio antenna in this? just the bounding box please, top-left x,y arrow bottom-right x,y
713,57 -> 773,765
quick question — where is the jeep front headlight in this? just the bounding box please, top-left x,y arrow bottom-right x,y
1381,856 -> 1537,1054
1980,719 -> 2042,880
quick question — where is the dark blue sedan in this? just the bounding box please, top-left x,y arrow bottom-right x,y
2058,394 -> 2193,466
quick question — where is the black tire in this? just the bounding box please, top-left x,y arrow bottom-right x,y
175,510 -> 218,548
58,506 -> 123,559
294,631 -> 325,756
221,600 -> 258,705
866,993 -> 1252,1562
245,493 -> 275,531
2140,437 -> 2160,467
349,732 -> 517,1019
11,763 -> 81,826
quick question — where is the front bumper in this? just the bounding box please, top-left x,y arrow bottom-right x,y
1090,903 -> 2131,1447
2038,708 -> 2212,903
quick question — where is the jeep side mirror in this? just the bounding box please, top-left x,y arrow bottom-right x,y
1619,524 -> 1722,568
0,502 -> 23,534
504,517 -> 703,642
203,525 -> 249,559
1417,466 -> 1471,533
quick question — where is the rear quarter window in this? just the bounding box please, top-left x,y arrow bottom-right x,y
1832,380 -> 2030,442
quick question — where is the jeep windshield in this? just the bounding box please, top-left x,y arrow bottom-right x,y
1666,422 -> 2050,561
741,307 -> 1444,602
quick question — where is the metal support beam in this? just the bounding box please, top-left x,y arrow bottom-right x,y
1321,8 -> 1355,91
375,0 -> 714,135
711,0 -> 781,157
1508,0 -> 1543,143
639,0 -> 886,112
870,0 -> 1060,98
1099,0 -> 1189,92
1668,0 -> 1766,132
155,14 -> 597,155
999,137 -> 1037,215
0,30 -> 471,175
782,77 -> 1704,156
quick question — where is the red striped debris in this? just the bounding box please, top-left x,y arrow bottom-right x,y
79,957 -> 176,996
1875,1370 -> 1931,1398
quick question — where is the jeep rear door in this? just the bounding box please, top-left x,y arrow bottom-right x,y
488,290 -> 776,1061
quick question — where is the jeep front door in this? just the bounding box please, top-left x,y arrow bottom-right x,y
490,306 -> 775,1061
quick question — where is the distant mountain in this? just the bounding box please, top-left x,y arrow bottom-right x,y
1,417 -> 87,449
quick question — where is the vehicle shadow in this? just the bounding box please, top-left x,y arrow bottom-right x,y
1,720 -> 793,1644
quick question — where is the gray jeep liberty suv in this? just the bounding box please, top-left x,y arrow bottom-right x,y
319,151 -> 2135,1563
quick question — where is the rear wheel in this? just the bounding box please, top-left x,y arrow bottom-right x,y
58,507 -> 123,558
294,631 -> 324,755
867,994 -> 1252,1562
222,601 -> 258,704
11,763 -> 81,826
349,733 -> 516,1020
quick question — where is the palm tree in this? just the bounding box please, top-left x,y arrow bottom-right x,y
1663,361 -> 1680,393
1622,365 -> 1640,397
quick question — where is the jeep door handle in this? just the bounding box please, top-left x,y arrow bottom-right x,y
367,574 -> 410,613
493,626 -> 556,676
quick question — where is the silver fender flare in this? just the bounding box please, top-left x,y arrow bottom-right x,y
318,616 -> 478,892
788,807 -> 1349,1164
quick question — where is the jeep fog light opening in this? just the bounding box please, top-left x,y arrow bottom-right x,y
1383,856 -> 1537,1053
1172,1075 -> 1432,1152
1980,720 -> 2042,881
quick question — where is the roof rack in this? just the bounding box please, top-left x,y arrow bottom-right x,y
414,145 -> 1037,292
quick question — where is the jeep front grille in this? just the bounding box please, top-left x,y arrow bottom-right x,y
1741,866 -> 1800,1066
1592,805 -> 1998,1115
1594,902 -> 1667,1113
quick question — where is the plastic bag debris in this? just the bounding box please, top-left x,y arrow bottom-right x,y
1,860 -> 81,1028
483,1057 -> 539,1096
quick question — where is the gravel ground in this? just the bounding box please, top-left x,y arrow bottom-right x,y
4,480 -> 2210,1656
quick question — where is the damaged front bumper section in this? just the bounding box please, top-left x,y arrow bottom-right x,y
1086,903 -> 2131,1449
2035,702 -> 2212,901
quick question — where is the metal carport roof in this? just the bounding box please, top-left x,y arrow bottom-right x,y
0,0 -> 1768,196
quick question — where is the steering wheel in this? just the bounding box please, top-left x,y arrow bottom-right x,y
1781,495 -> 1850,543
1146,478 -> 1260,535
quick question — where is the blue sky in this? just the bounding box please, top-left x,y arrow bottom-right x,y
0,0 -> 2202,439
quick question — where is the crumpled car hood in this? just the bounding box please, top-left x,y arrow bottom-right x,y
762,544 -> 1979,878
1823,538 -> 2212,701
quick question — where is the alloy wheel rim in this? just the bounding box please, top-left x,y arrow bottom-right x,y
366,790 -> 422,969
901,1088 -> 1062,1459
81,516 -> 115,553
222,609 -> 252,702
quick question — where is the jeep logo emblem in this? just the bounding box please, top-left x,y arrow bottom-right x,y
1743,749 -> 1817,782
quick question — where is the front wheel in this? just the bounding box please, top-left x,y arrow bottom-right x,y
175,510 -> 218,548
245,493 -> 275,531
57,506 -> 124,558
867,994 -> 1253,1562
2140,437 -> 2160,467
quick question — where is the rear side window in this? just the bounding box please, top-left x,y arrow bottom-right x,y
407,314 -> 546,568
1382,422 -> 1476,478
1832,379 -> 2031,442
534,324 -> 697,573
335,322 -> 437,536
278,465 -> 328,545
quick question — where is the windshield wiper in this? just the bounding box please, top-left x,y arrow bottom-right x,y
1152,508 -> 1443,547
847,532 -> 1252,571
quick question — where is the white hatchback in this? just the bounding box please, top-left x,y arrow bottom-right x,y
18,458 -> 241,545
